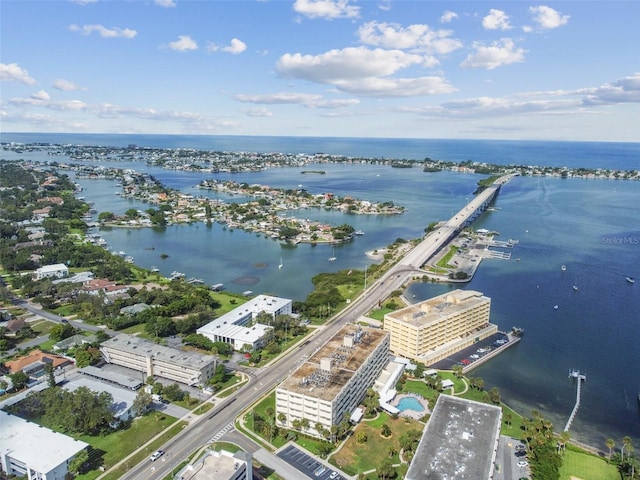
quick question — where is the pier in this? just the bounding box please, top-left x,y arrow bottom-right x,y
564,369 -> 587,432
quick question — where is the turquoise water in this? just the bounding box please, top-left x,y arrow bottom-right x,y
397,397 -> 425,413
1,134 -> 638,448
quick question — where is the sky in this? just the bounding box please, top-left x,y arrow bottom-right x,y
1,0 -> 639,142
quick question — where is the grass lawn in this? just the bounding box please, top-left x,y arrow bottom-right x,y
559,449 -> 619,480
329,412 -> 422,476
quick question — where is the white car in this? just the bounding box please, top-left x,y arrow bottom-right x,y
329,472 -> 339,479
517,460 -> 529,468
150,450 -> 165,462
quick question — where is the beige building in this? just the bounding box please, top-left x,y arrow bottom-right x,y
100,334 -> 217,386
383,289 -> 496,364
275,325 -> 389,439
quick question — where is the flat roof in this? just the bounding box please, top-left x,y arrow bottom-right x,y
278,325 -> 389,402
0,410 -> 89,474
385,289 -> 489,327
186,450 -> 248,480
101,334 -> 217,369
80,365 -> 143,389
405,395 -> 502,480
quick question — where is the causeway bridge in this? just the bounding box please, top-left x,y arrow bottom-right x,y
398,173 -> 516,271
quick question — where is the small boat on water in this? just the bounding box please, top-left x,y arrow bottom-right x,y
626,276 -> 635,284
554,304 -> 559,310
278,257 -> 283,269
561,265 -> 567,272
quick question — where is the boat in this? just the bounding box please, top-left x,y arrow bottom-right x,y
554,305 -> 559,310
573,278 -> 578,291
328,247 -> 337,262
278,257 -> 283,269
561,265 -> 567,272
354,230 -> 365,236
626,276 -> 635,284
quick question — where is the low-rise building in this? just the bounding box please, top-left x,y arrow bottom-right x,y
383,289 -> 497,364
181,449 -> 252,480
0,410 -> 89,480
197,294 -> 292,351
276,324 -> 390,438
100,334 -> 217,386
35,263 -> 69,280
405,395 -> 502,480
6,349 -> 72,381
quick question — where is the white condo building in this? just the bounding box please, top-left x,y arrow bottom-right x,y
276,324 -> 390,438
100,334 -> 217,386
0,410 -> 89,480
35,263 -> 69,280
197,294 -> 291,351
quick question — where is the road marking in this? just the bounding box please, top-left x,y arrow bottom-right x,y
210,422 -> 235,442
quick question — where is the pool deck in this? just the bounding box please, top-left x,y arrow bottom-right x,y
390,393 -> 430,420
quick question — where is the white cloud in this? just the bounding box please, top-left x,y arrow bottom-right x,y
277,47 -> 427,83
69,24 -> 137,39
243,107 -> 273,117
579,72 -> 640,105
293,0 -> 360,20
482,9 -> 511,30
70,0 -> 97,4
235,92 -> 360,108
461,38 -> 526,70
32,90 -> 50,101
208,38 -> 247,54
167,35 -> 198,51
529,6 -> 570,30
440,11 -> 458,23
0,63 -> 36,84
53,79 -> 82,91
155,0 -> 176,7
333,76 -> 456,97
357,21 -> 462,55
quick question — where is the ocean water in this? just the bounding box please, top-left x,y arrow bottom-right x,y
1,133 -> 639,449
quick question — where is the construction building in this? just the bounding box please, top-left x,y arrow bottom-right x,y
275,324 -> 389,439
383,289 -> 496,364
100,334 -> 217,386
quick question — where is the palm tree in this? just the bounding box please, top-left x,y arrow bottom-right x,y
622,436 -> 632,461
606,438 -> 615,462
558,431 -> 570,454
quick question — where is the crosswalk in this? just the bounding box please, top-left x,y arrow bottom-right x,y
210,422 -> 235,442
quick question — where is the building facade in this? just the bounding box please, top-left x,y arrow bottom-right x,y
100,334 -> 217,386
197,294 -> 292,351
275,325 -> 389,439
35,263 -> 68,280
383,289 -> 496,364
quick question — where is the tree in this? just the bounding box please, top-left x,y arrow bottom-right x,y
9,370 -> 28,391
377,457 -> 396,480
68,449 -> 90,475
381,423 -> 392,438
49,323 -> 76,342
278,412 -> 287,425
132,389 -> 153,416
356,431 -> 368,444
606,438 -> 615,462
44,362 -> 56,387
452,364 -> 463,378
622,436 -> 632,461
163,383 -> 185,402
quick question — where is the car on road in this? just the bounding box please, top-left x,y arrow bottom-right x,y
515,444 -> 526,452
150,450 -> 165,462
517,460 -> 529,468
329,472 -> 339,479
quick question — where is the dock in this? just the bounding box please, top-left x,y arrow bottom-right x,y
564,369 -> 587,432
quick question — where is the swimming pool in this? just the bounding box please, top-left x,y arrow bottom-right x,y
396,396 -> 425,413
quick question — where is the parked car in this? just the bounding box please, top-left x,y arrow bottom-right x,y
150,450 -> 165,462
517,460 -> 529,468
329,472 -> 339,479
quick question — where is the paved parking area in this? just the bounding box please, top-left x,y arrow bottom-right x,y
276,444 -> 346,480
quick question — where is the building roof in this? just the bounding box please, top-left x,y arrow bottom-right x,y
385,289 -> 490,328
0,410 -> 89,474
80,365 -> 143,390
197,294 -> 288,343
278,324 -> 389,402
101,334 -> 217,370
6,349 -> 71,373
405,395 -> 502,480
36,263 -> 68,273
186,449 -> 249,480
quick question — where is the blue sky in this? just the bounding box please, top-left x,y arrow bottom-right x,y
1,0 -> 639,141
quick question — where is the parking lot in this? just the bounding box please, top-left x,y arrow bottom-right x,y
276,444 -> 345,480
429,332 -> 509,370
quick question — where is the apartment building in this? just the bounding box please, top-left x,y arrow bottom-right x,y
197,294 -> 291,351
275,324 -> 389,439
383,289 -> 496,364
100,334 -> 217,386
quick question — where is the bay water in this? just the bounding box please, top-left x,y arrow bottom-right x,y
1,133 -> 639,449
